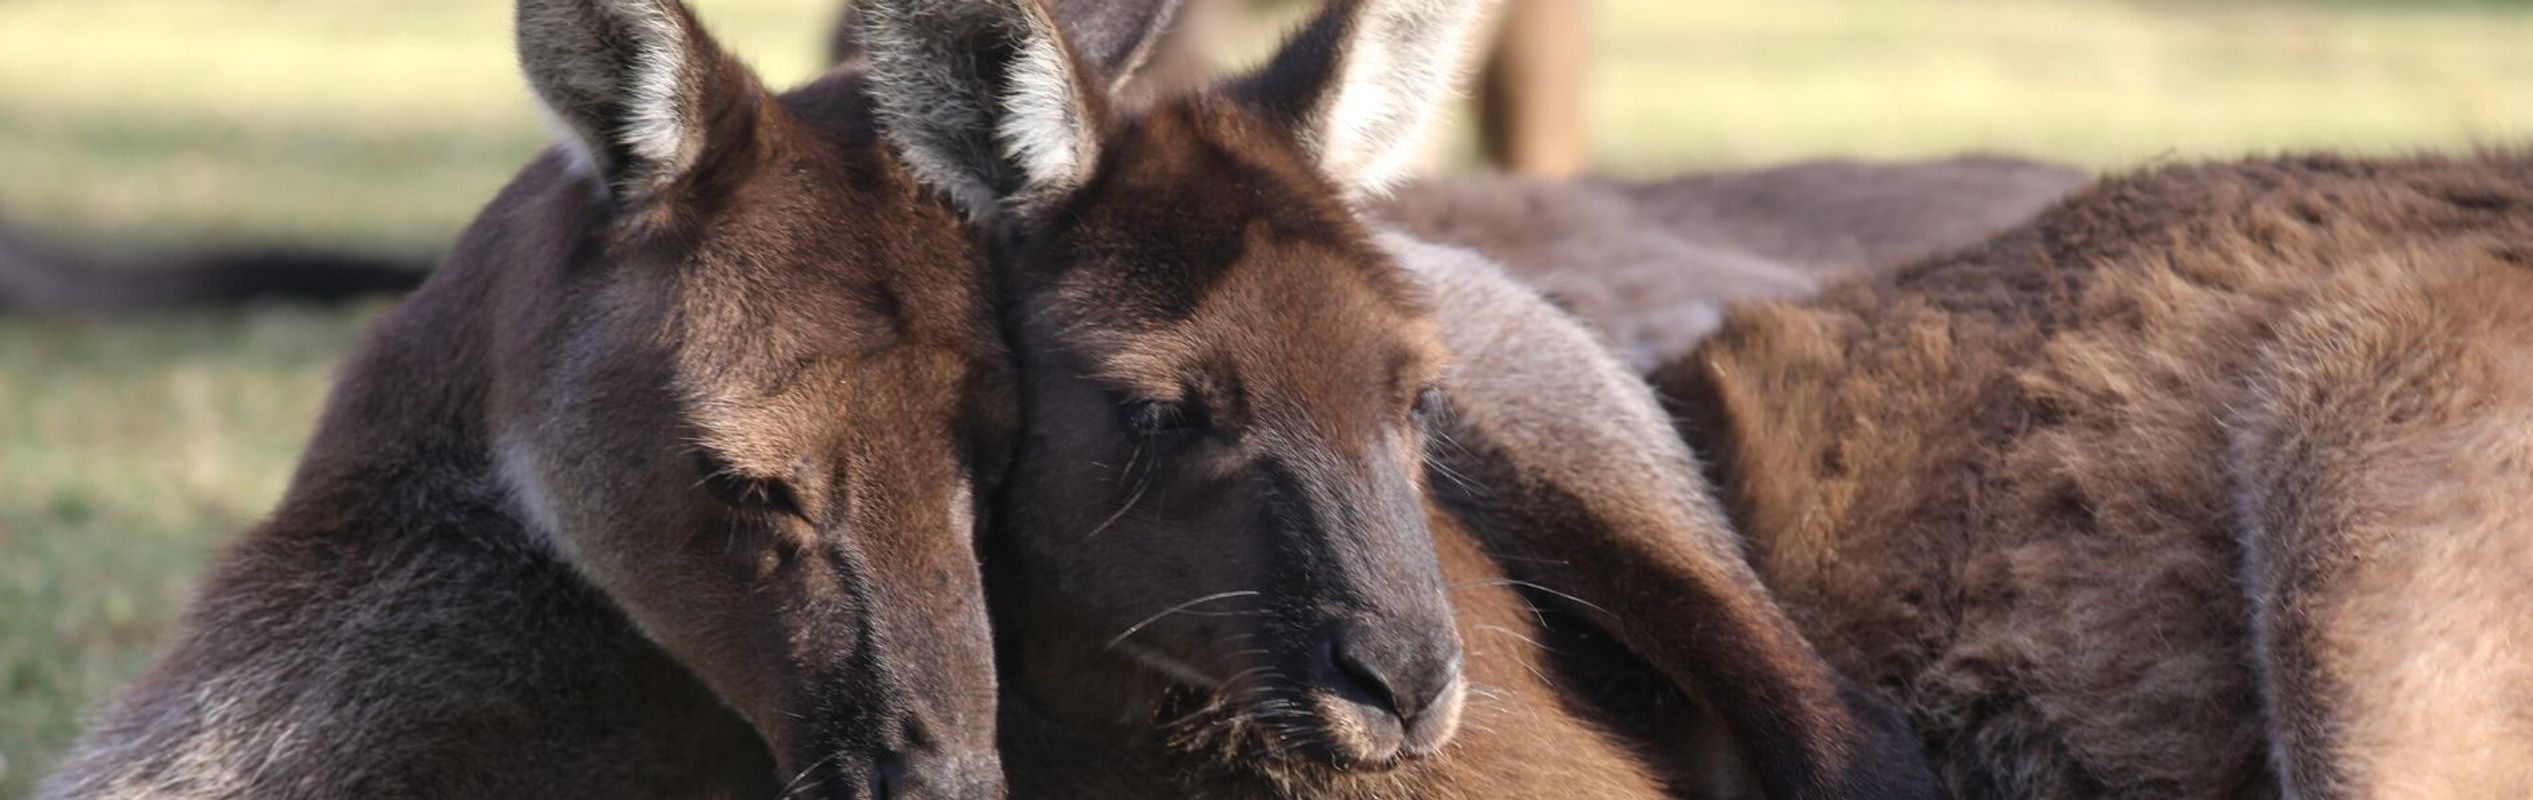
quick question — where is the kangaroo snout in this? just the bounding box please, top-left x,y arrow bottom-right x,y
864,743 -> 1002,800
1308,618 -> 1467,770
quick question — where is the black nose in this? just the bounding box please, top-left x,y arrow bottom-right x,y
864,746 -> 999,800
1320,623 -> 1462,721
871,752 -> 907,800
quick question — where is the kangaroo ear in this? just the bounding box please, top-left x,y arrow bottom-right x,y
1044,0 -> 1189,92
836,0 -> 1185,92
1239,0 -> 1490,198
859,0 -> 1106,219
517,0 -> 766,203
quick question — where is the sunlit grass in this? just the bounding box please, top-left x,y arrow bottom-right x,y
1589,0 -> 2533,171
0,0 -> 836,250
3,0 -> 2530,793
0,304 -> 376,794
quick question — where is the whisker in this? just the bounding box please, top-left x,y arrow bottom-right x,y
1083,442 -> 1155,541
773,750 -> 845,800
1459,578 -> 1614,619
1106,590 -> 1264,650
1116,641 -> 1225,689
1470,622 -> 1562,656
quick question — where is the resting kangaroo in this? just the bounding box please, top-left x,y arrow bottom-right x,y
857,0 -> 1936,796
1655,152 -> 2533,799
38,0 -> 1063,795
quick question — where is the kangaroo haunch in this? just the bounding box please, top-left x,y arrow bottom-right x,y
1663,152 -> 2533,799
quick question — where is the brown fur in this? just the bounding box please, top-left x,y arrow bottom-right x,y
987,79 -> 1476,787
987,204 -> 1786,800
846,0 -> 1946,794
1392,234 -> 1942,800
1658,151 -> 2533,799
995,506 -> 1695,800
42,2 -> 1016,796
1373,157 -> 2092,367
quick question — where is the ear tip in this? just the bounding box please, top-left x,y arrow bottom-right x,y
513,0 -> 760,202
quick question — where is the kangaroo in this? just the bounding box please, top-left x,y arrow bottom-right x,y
856,0 -> 1937,797
1653,152 -> 2533,799
35,0 -> 1109,793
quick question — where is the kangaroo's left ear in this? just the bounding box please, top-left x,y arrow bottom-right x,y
1044,0 -> 1191,93
519,0 -> 771,207
835,0 -> 1187,94
1237,0 -> 1492,199
859,0 -> 1116,219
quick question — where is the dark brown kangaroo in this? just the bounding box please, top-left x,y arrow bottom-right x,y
857,0 -> 1938,797
1657,152 -> 2533,799
38,0 -> 1042,796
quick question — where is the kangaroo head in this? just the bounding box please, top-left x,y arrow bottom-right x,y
863,0 -> 1490,774
490,0 -> 1020,795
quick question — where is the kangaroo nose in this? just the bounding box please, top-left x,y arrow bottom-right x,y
1322,622 -> 1462,722
872,752 -> 906,800
868,744 -> 1001,800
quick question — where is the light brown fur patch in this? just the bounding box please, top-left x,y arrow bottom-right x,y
2233,249 -> 2533,800
1661,151 -> 2533,798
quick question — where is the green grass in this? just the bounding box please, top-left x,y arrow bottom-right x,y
1,307 -> 374,792
4,0 -> 2532,793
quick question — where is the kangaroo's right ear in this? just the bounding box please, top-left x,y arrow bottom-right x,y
518,0 -> 769,205
1238,0 -> 1490,199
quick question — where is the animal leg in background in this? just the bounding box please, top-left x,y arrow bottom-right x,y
1477,0 -> 1589,177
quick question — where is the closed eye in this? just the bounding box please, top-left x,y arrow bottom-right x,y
1411,386 -> 1448,421
692,452 -> 807,520
1118,397 -> 1207,440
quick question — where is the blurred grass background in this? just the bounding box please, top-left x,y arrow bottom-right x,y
2,0 -> 2530,792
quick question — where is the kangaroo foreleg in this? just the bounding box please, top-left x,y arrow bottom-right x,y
1385,231 -> 1939,800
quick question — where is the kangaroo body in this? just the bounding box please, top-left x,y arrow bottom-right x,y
1662,153 -> 2533,799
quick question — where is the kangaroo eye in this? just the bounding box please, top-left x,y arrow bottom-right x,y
692,453 -> 807,520
1119,398 -> 1205,439
1411,387 -> 1448,421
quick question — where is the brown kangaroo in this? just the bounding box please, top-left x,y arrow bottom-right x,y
1655,152 -> 2533,799
35,0 -> 1097,794
855,0 -> 1937,797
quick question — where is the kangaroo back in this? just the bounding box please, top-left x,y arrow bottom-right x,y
1660,151 -> 2533,798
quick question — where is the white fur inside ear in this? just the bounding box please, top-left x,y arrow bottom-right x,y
996,18 -> 1101,201
619,2 -> 698,171
520,0 -> 700,189
1313,0 -> 1489,197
